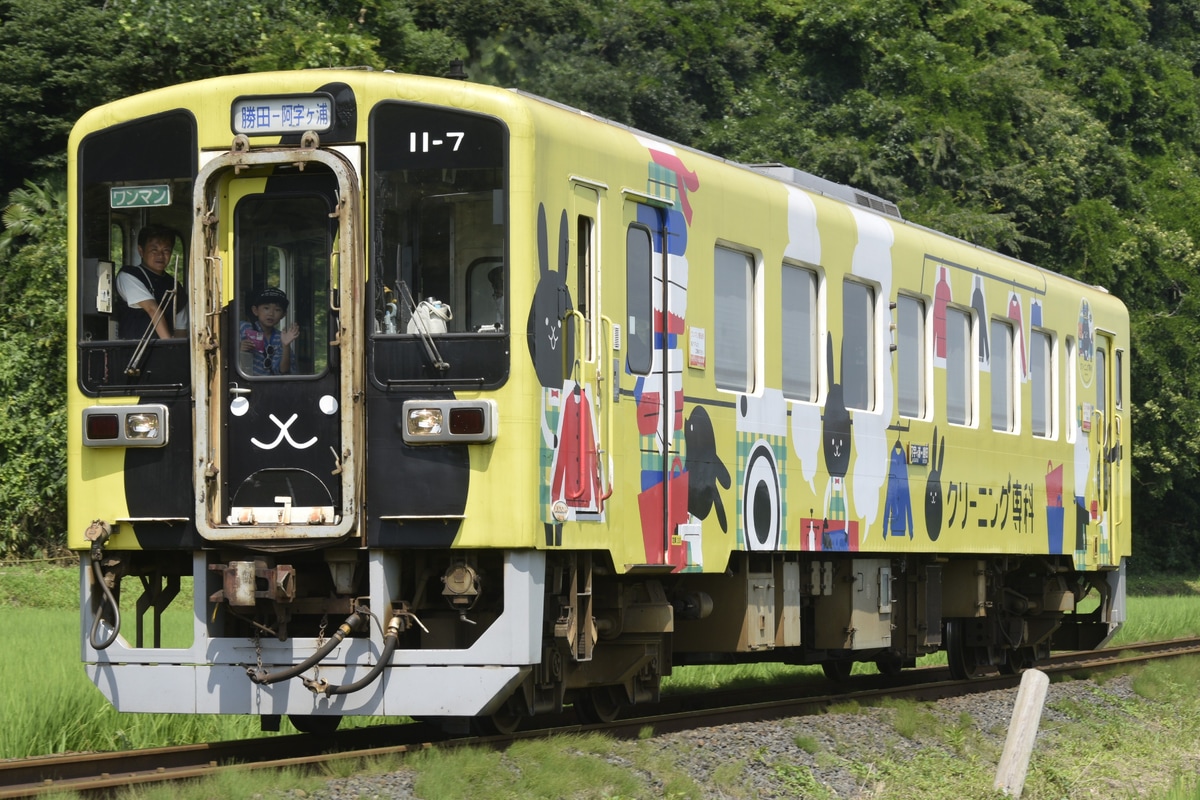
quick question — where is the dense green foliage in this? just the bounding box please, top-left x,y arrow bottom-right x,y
2,0 -> 1199,566
0,180 -> 66,555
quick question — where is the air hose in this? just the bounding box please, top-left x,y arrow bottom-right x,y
247,606 -> 369,685
304,613 -> 404,696
85,521 -> 120,650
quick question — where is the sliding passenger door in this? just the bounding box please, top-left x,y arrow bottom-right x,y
624,200 -> 686,566
557,181 -> 611,516
1091,332 -> 1119,567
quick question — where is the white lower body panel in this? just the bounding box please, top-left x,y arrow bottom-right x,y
81,549 -> 545,717
84,662 -> 529,716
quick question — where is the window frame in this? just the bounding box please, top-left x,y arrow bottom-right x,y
576,213 -> 596,362
1030,328 -> 1056,439
1115,348 -> 1124,411
841,278 -> 878,412
896,293 -> 929,420
944,304 -> 976,427
990,317 -> 1017,433
713,243 -> 760,395
781,261 -> 821,404
1065,336 -> 1077,444
625,223 -> 654,377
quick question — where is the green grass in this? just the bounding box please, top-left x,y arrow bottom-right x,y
878,697 -> 939,739
406,734 -> 707,800
0,602 -> 275,756
0,561 -> 398,759
1112,593 -> 1200,644
0,559 -> 78,609
1127,573 -> 1200,597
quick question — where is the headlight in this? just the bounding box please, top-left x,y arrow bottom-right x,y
401,400 -> 497,444
83,405 -> 169,447
406,407 -> 444,436
125,412 -> 162,440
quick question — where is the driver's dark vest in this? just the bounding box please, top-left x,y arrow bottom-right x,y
116,266 -> 184,339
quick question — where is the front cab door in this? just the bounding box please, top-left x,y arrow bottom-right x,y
191,143 -> 362,542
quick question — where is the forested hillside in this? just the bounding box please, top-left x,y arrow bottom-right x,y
1,0 -> 1197,568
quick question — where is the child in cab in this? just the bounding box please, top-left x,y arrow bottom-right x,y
240,286 -> 300,375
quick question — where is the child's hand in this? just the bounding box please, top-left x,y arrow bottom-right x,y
281,323 -> 300,345
240,338 -> 254,351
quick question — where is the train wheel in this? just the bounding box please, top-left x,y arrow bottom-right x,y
288,714 -> 341,735
997,646 -> 1036,675
874,656 -> 904,676
574,686 -> 625,724
822,659 -> 853,682
1016,646 -> 1037,671
473,697 -> 524,736
478,712 -> 520,735
945,620 -> 979,680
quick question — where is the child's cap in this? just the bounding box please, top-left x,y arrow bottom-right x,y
250,286 -> 289,312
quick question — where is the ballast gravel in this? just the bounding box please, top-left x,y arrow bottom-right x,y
277,674 -> 1161,799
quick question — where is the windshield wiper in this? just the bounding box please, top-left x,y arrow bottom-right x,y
398,281 -> 450,372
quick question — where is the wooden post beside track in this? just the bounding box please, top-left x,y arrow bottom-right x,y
994,668 -> 1050,797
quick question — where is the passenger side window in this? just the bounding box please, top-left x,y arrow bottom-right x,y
946,307 -> 973,425
991,319 -> 1015,432
843,280 -> 875,411
1065,336 -> 1077,443
626,225 -> 653,376
781,264 -> 818,403
897,295 -> 925,419
715,245 -> 756,393
1031,330 -> 1053,438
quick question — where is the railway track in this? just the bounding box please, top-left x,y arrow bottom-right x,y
5,638 -> 1199,799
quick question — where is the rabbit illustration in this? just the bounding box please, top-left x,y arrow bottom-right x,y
821,338 -> 853,550
527,204 -> 580,546
822,338 -> 852,480
526,204 -> 574,388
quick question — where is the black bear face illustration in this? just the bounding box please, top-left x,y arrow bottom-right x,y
526,204 -> 574,388
925,426 -> 945,541
684,406 -> 731,532
822,338 -> 852,479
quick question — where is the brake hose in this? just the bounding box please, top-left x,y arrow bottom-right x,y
305,614 -> 404,696
85,522 -> 120,650
247,606 -> 369,685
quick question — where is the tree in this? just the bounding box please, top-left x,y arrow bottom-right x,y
0,179 -> 67,556
0,180 -> 65,256
4,0 -> 1200,564
0,0 -> 469,201
0,0 -> 138,199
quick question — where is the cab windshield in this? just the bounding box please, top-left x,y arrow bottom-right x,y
369,102 -> 509,388
76,111 -> 196,394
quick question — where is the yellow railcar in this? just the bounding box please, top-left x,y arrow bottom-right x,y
68,70 -> 1129,731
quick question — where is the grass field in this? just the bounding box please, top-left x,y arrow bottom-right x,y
0,562 -> 264,757
4,561 -> 1200,799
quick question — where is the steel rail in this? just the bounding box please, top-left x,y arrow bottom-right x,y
606,637 -> 1200,739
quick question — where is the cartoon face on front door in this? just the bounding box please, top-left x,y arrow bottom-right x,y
221,184 -> 344,526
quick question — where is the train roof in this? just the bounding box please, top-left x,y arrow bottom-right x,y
507,84 -> 1114,299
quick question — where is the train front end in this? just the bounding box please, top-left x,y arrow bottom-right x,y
67,73 -> 545,726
